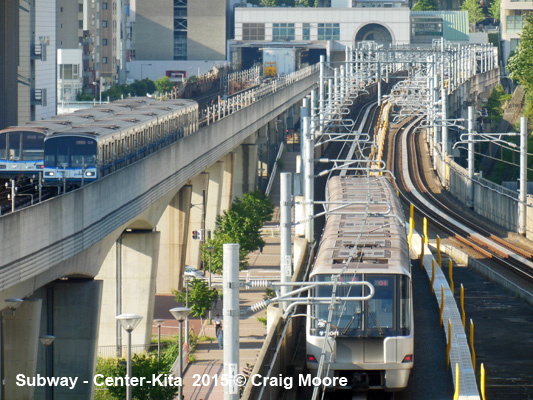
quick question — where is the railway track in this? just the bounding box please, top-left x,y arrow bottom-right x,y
391,115 -> 533,284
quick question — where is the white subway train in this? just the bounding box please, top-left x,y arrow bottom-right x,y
306,175 -> 413,393
42,98 -> 198,188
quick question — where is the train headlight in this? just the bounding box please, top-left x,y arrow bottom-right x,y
307,355 -> 318,363
402,354 -> 413,363
45,171 -> 55,176
86,171 -> 95,177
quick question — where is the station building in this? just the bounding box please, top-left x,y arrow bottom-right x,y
229,3 -> 469,71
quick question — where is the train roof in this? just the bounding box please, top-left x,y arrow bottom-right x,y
311,175 -> 410,277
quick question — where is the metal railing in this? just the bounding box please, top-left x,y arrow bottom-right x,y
199,64 -> 319,128
98,343 -> 169,358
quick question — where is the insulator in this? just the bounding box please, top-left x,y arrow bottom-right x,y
249,300 -> 268,313
246,280 -> 271,289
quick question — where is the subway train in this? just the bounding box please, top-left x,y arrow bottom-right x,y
306,175 -> 413,393
0,98 -> 179,180
41,98 -> 198,188
0,107 -> 126,179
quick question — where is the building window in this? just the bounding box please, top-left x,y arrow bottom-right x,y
174,0 -> 187,60
59,64 -> 79,80
317,23 -> 340,40
273,23 -> 295,40
303,23 -> 310,40
103,38 -> 108,46
243,23 -> 265,40
411,17 -> 443,37
102,2 -> 108,9
102,57 -> 108,64
102,20 -> 108,28
506,13 -> 528,33
174,34 -> 187,60
79,4 -> 83,12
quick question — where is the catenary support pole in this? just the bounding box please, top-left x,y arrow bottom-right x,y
519,117 -> 528,235
280,172 -> 292,311
223,243 -> 240,400
468,106 -> 475,208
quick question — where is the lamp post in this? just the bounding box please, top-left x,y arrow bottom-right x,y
206,246 -> 215,323
1,299 -> 24,400
116,314 -> 143,400
92,81 -> 102,104
39,335 -> 55,400
170,307 -> 191,400
153,319 -> 165,365
206,246 -> 214,289
183,276 -> 191,347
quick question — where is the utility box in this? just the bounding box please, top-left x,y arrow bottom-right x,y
263,48 -> 298,77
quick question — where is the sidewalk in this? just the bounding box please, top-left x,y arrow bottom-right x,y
174,150 -> 299,400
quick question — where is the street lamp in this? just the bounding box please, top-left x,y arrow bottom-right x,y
206,246 -> 214,289
1,299 -> 24,400
39,335 -> 55,400
169,307 -> 191,400
116,314 -> 143,400
92,81 -> 102,104
153,319 -> 165,365
206,246 -> 215,323
183,275 -> 192,348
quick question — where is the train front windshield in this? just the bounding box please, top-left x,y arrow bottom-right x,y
44,137 -> 97,168
310,274 -> 411,337
0,131 -> 44,161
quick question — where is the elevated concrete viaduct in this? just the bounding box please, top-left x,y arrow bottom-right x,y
0,70 -> 318,399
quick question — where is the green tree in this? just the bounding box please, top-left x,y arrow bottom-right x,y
173,278 -> 217,319
508,14 -> 533,93
95,355 -> 178,400
488,0 -> 500,21
461,0 -> 485,31
201,189 -> 274,274
155,76 -> 175,94
412,0 -> 438,11
130,79 -> 156,96
173,278 -> 217,335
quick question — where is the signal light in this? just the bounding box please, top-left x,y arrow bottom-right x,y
307,355 -> 318,363
192,230 -> 198,240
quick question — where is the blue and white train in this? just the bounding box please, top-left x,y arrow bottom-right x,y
42,98 -> 198,188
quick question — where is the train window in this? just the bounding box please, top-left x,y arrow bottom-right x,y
366,275 -> 394,330
0,133 -> 6,158
8,133 -> 21,160
43,137 -> 97,167
310,274 -> 363,337
22,132 -> 45,160
399,275 -> 410,334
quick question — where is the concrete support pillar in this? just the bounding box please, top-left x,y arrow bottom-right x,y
3,300 -> 42,400
35,280 -> 102,400
156,185 -> 192,294
97,231 -> 160,350
205,154 -> 234,238
187,172 -> 210,269
232,139 -> 258,199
